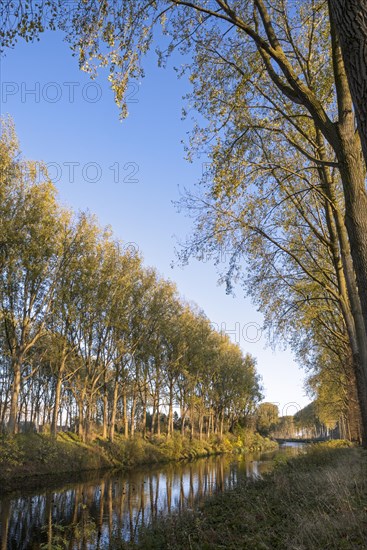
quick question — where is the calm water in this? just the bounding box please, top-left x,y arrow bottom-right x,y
0,443 -> 304,549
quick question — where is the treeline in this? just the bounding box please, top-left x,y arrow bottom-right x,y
256,402 -> 354,441
0,121 -> 262,441
174,11 -> 367,444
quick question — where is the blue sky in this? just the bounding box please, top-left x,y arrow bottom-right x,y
0,30 -> 309,414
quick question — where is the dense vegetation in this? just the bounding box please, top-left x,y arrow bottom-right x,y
0,120 -> 262,445
126,442 -> 367,549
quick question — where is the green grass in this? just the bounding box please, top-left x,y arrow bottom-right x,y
124,441 -> 367,550
0,432 -> 111,491
97,430 -> 277,467
0,429 -> 277,492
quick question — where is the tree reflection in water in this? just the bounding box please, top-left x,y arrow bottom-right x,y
0,446 -> 302,548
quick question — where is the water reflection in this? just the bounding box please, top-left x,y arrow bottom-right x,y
0,444 -> 302,549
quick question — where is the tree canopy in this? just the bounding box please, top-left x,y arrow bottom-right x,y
2,0 -> 367,444
0,119 -> 262,439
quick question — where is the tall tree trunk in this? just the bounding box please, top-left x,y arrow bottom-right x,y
190,407 -> 195,440
219,415 -> 224,438
0,387 -> 9,430
207,412 -> 213,439
337,134 -> 367,350
77,397 -> 84,440
142,384 -> 147,438
84,400 -> 91,443
181,407 -> 188,436
151,398 -> 156,435
130,390 -> 137,437
156,387 -> 161,436
102,388 -> 108,439
330,0 -> 367,166
51,357 -> 66,438
167,380 -> 174,437
198,413 -> 203,441
156,401 -> 161,436
346,359 -> 363,443
8,358 -> 21,434
109,379 -> 118,441
123,390 -> 129,437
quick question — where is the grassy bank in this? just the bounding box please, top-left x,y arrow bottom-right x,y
125,441 -> 367,550
0,429 -> 276,492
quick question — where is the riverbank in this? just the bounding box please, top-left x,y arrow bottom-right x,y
0,429 -> 277,493
125,441 -> 367,550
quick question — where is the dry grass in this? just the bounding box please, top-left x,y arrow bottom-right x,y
125,442 -> 367,550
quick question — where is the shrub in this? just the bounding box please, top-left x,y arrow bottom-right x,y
0,435 -> 25,466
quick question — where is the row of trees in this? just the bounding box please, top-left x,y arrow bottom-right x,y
0,120 -> 262,440
155,0 -> 366,443
257,401 -> 349,440
120,1 -> 367,447
2,1 -> 367,443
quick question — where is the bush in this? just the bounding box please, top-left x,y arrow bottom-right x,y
0,435 -> 25,466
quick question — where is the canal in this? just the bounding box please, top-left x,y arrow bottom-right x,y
0,442 -> 305,549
